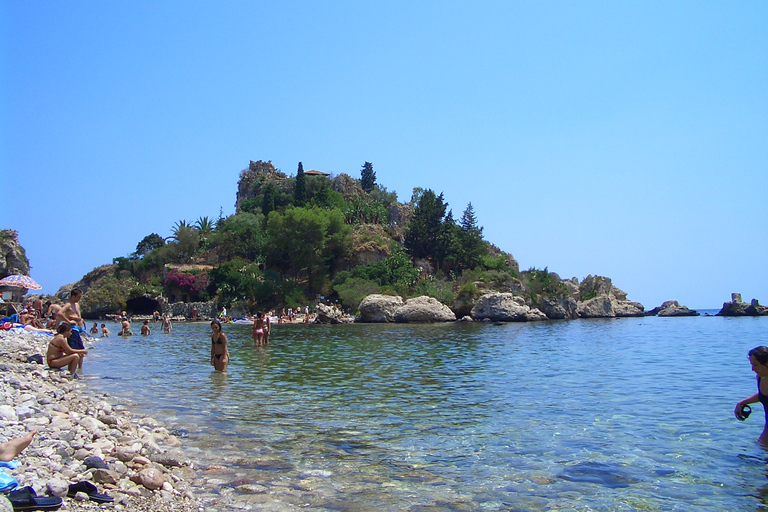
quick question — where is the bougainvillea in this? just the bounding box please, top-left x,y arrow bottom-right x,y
164,269 -> 209,297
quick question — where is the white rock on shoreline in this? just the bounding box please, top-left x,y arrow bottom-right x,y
0,330 -> 205,511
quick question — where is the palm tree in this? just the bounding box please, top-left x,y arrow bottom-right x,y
169,220 -> 189,241
195,216 -> 214,236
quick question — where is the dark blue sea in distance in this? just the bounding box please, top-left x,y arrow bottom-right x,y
83,312 -> 768,511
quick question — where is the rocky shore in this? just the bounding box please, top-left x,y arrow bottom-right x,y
0,329 -> 204,511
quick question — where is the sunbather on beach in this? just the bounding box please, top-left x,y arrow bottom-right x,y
0,430 -> 36,462
47,322 -> 87,376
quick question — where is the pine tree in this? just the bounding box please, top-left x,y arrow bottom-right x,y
404,189 -> 448,261
294,162 -> 307,206
360,161 -> 376,193
458,202 -> 486,270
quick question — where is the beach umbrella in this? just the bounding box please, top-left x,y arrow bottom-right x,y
0,275 -> 42,290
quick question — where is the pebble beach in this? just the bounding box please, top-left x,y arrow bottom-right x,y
0,328 -> 205,511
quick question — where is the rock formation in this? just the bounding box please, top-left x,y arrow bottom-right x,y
718,293 -> 768,316
394,296 -> 456,323
0,230 -> 30,278
357,294 -> 404,322
314,303 -> 348,324
575,276 -> 645,318
471,293 -> 548,322
647,300 -> 699,317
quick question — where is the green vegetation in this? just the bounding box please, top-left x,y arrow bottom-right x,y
82,159 -> 571,316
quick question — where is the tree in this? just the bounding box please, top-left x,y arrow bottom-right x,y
404,189 -> 448,261
266,206 -> 350,292
262,182 -> 277,218
170,220 -> 190,241
360,161 -> 376,193
294,162 -> 307,206
195,216 -> 215,236
212,212 -> 266,262
133,233 -> 166,259
457,203 -> 487,270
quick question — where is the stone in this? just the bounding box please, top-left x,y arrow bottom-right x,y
151,448 -> 187,468
648,300 -> 699,317
471,293 -> 546,322
717,294 -> 768,316
313,303 -> 345,324
538,297 -> 578,320
138,467 -> 165,490
394,296 -> 456,323
92,468 -> 121,485
0,405 -> 17,421
45,478 -> 69,497
357,294 -> 404,323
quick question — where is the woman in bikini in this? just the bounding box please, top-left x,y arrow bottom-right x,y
252,311 -> 265,346
210,320 -> 229,372
47,322 -> 88,376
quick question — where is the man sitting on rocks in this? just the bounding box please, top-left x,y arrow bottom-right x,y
46,322 -> 87,377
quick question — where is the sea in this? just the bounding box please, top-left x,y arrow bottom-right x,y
82,312 -> 768,511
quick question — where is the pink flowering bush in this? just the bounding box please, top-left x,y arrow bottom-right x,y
164,269 -> 209,298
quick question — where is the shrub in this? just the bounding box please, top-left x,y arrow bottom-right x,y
334,277 -> 381,311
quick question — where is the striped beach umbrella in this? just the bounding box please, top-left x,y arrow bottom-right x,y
0,274 -> 42,290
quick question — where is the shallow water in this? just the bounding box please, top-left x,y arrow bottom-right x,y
85,314 -> 768,511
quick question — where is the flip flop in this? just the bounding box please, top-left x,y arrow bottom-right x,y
8,486 -> 62,511
66,481 -> 113,503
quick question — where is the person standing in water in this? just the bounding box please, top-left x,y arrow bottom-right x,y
735,346 -> 768,444
252,311 -> 265,346
210,320 -> 229,372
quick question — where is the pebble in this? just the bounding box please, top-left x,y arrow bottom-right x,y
0,330 -> 204,511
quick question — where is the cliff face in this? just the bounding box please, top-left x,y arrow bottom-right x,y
0,229 -> 30,278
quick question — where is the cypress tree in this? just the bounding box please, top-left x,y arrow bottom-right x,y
360,161 -> 376,193
294,162 -> 307,206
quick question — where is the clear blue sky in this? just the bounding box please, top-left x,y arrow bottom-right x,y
1,1 -> 766,309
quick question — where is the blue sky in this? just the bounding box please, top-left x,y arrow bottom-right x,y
1,1 -> 766,309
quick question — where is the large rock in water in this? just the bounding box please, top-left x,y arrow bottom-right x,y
576,275 -> 645,318
577,296 -> 645,318
357,294 -> 404,323
647,300 -> 699,317
471,293 -> 548,322
718,293 -> 768,316
314,303 -> 345,324
394,296 -> 456,323
538,296 -> 579,320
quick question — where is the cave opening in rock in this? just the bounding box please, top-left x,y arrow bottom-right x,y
126,297 -> 160,316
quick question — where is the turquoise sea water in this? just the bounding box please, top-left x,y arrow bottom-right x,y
84,314 -> 768,511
